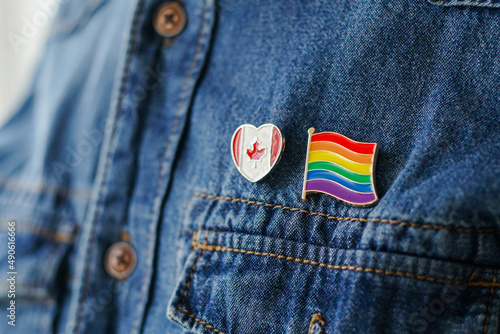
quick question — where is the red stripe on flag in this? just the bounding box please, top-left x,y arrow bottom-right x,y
311,132 -> 376,155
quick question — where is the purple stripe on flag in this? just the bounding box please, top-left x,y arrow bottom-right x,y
305,179 -> 377,205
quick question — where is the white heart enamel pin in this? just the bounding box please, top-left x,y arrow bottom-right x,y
231,124 -> 285,182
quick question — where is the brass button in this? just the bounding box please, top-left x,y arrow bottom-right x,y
104,242 -> 137,281
153,1 -> 187,38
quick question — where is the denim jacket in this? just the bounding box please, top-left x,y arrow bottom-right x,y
1,0 -> 499,333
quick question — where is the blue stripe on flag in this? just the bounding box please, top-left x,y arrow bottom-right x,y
307,169 -> 373,193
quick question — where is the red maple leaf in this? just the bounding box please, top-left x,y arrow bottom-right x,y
247,141 -> 266,160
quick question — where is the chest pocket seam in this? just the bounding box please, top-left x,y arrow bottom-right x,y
194,192 -> 500,235
173,229 -> 499,334
177,250 -> 226,334
192,229 -> 497,288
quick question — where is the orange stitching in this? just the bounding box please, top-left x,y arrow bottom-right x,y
181,253 -> 201,305
469,270 -> 478,283
177,306 -> 227,334
194,193 -> 500,235
0,220 -> 76,243
178,231 -> 227,334
307,313 -> 325,334
483,269 -> 498,333
192,241 -> 500,288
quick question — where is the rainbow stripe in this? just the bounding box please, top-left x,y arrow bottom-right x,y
302,128 -> 378,206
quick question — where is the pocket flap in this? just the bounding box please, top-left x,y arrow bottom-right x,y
168,229 -> 499,334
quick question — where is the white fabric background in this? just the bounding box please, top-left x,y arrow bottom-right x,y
0,0 -> 55,126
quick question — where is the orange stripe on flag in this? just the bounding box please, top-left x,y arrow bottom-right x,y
309,141 -> 374,164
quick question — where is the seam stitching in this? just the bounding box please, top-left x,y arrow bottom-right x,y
133,0 -> 212,332
73,0 -> 147,332
0,220 -> 76,243
194,193 -> 500,235
177,232 -> 227,334
483,269 -> 498,333
193,240 -> 500,288
177,306 -> 227,334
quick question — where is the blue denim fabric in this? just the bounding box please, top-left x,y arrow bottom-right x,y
0,0 -> 500,333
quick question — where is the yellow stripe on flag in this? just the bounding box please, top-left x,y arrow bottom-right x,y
308,151 -> 372,175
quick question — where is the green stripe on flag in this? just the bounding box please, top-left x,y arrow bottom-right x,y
308,161 -> 372,184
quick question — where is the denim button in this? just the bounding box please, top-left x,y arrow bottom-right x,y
104,241 -> 137,280
153,1 -> 187,38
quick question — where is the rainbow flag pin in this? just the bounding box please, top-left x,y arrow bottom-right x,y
302,128 -> 379,206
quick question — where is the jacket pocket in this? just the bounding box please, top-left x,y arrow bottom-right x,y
0,216 -> 77,332
0,184 -> 82,332
168,228 -> 499,334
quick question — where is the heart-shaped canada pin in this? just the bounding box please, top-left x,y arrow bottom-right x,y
231,124 -> 285,182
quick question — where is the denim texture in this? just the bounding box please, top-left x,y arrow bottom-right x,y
0,0 -> 499,333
